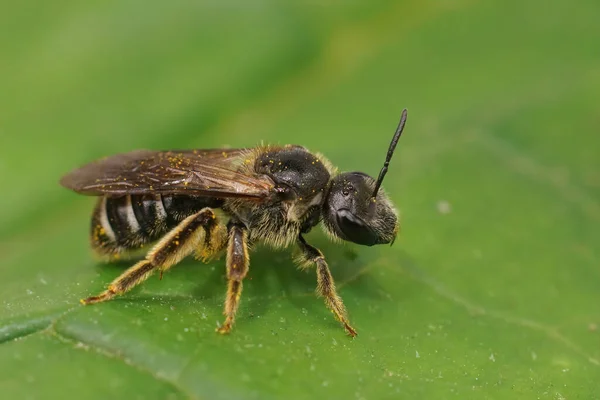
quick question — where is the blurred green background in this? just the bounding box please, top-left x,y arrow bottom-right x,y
1,1 -> 599,399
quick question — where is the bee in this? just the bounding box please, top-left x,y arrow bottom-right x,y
60,109 -> 408,337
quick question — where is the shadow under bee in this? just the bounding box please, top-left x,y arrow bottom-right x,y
88,234 -> 387,332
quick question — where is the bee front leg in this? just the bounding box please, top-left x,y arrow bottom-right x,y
217,223 -> 249,334
297,235 -> 357,337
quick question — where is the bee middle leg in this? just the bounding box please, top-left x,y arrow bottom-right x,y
297,234 -> 357,337
216,223 -> 249,334
81,207 -> 220,305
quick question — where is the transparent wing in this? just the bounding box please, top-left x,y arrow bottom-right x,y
60,148 -> 274,200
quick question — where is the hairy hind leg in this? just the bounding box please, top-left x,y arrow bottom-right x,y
82,208 -> 223,305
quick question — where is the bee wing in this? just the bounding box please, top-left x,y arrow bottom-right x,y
60,148 -> 274,199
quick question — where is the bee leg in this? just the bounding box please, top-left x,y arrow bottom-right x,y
81,208 -> 218,305
297,235 -> 357,337
217,223 -> 249,334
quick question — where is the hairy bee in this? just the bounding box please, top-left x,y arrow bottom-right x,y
60,109 -> 408,337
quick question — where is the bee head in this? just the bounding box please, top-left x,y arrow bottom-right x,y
323,172 -> 398,246
322,109 -> 407,246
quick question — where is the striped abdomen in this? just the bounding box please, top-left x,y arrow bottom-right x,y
91,194 -> 223,256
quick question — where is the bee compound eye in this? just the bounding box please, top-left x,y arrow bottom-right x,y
336,209 -> 379,246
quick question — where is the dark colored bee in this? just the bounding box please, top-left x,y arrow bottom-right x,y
60,109 -> 408,337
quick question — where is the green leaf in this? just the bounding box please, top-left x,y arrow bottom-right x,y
1,0 -> 599,398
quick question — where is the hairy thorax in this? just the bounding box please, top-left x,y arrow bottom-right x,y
225,145 -> 334,248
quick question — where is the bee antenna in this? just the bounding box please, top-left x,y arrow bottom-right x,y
371,108 -> 408,199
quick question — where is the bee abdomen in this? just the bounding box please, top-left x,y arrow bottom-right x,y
90,195 -> 163,255
90,194 -> 223,256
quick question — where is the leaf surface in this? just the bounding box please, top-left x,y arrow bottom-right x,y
1,1 -> 599,399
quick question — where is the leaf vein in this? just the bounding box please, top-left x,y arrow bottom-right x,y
399,253 -> 600,366
47,326 -> 199,399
